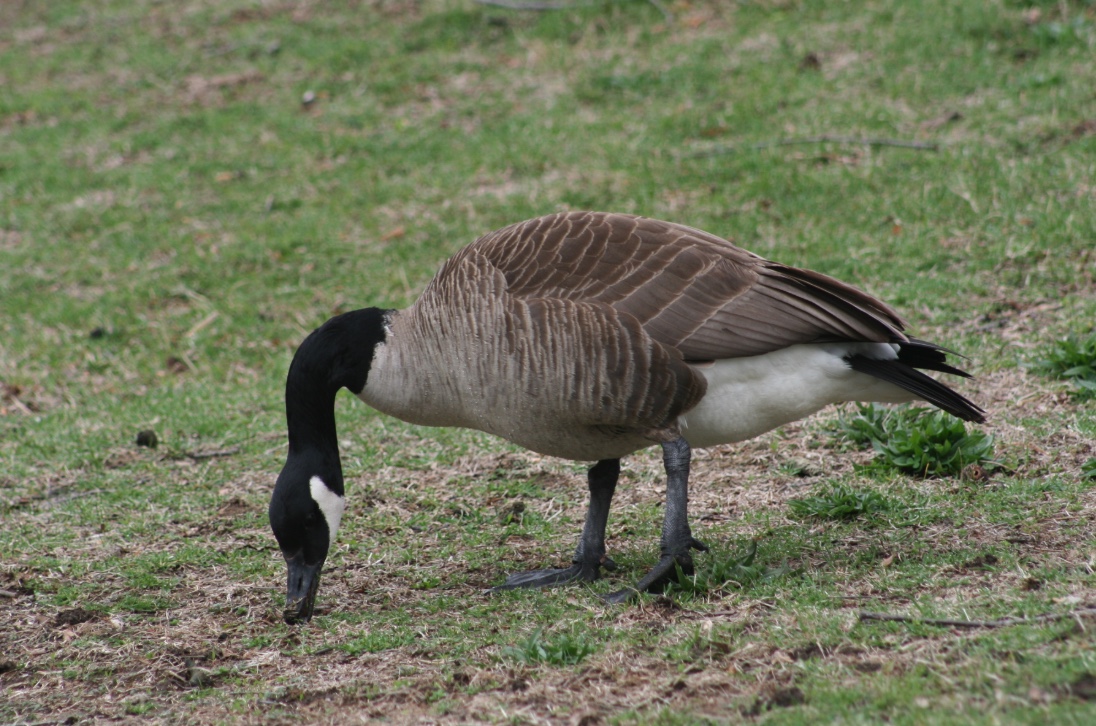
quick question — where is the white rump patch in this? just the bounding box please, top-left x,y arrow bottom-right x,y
309,476 -> 346,545
679,343 -> 916,448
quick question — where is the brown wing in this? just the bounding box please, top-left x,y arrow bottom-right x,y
414,248 -> 706,436
466,211 -> 909,360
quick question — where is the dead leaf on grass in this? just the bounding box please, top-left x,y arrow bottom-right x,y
381,226 -> 406,241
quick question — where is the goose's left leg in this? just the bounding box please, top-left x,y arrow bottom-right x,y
491,458 -> 620,591
605,437 -> 707,603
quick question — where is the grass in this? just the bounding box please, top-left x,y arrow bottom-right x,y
2,0 -> 1096,723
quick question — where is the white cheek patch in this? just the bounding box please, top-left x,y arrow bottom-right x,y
309,476 -> 346,546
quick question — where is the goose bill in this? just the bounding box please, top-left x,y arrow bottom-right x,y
282,553 -> 324,624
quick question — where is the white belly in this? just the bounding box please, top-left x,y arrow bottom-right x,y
679,343 -> 916,448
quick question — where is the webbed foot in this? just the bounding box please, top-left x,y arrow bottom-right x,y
489,557 -> 616,592
603,536 -> 708,604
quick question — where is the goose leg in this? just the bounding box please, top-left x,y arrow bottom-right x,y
605,437 -> 707,604
491,458 -> 620,591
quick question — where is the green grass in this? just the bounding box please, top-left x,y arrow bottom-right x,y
2,0 -> 1096,723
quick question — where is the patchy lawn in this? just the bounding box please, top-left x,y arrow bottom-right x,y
2,0 -> 1095,723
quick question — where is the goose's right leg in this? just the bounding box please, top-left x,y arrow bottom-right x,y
491,458 -> 620,591
605,437 -> 708,603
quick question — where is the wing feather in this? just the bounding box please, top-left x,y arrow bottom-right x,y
415,246 -> 706,435
467,211 -> 908,359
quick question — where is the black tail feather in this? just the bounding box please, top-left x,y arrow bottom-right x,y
897,338 -> 972,379
847,343 -> 986,423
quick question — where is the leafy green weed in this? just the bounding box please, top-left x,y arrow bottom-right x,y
835,404 -> 996,476
500,629 -> 597,667
667,540 -> 788,597
1028,332 -> 1096,399
789,484 -> 891,521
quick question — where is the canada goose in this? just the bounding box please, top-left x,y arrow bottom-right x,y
269,211 -> 984,623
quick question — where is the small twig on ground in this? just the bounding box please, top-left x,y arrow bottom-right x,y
687,135 -> 939,158
5,395 -> 33,415
859,607 -> 1096,629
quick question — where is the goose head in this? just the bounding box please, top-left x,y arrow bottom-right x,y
269,461 -> 344,623
269,308 -> 387,624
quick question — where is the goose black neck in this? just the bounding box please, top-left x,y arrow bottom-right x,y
283,307 -> 390,463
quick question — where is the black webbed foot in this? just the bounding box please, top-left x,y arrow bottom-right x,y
602,550 -> 698,604
490,458 -> 621,594
604,438 -> 708,604
489,556 -> 615,592
686,536 -> 709,553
